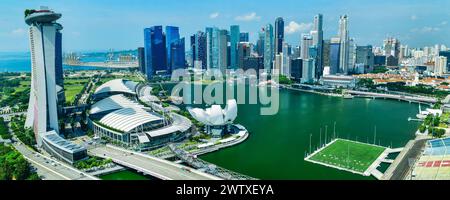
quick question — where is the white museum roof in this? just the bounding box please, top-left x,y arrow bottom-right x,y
188,99 -> 237,126
99,107 -> 163,133
90,94 -> 143,115
94,79 -> 138,95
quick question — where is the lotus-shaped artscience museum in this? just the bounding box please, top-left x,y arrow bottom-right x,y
188,99 -> 237,126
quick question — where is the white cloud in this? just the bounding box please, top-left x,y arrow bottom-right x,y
410,15 -> 417,21
411,26 -> 440,33
441,21 -> 448,26
284,21 -> 313,34
234,12 -> 261,22
11,28 -> 25,36
209,12 -> 219,19
72,31 -> 81,37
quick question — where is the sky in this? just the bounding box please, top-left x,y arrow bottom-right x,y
0,0 -> 449,52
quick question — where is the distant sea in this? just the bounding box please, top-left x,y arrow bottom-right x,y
0,52 -> 110,72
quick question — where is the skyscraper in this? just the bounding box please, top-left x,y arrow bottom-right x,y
24,7 -> 62,145
290,58 -> 303,82
256,31 -> 265,57
322,40 -> 331,67
338,15 -> 349,74
238,42 -> 251,69
439,51 -> 450,72
313,14 -> 324,78
137,47 -> 145,74
282,42 -> 291,76
348,38 -> 356,72
205,27 -> 213,70
211,28 -> 228,72
274,17 -> 284,54
355,45 -> 374,73
194,31 -> 207,69
434,56 -> 447,76
301,34 -> 313,59
165,26 -> 180,72
170,37 -> 185,71
144,26 -> 167,78
383,37 -> 400,66
264,24 -> 274,73
240,32 -> 249,42
302,59 -> 315,83
329,37 -> 341,75
274,53 -> 283,74
230,25 -> 240,70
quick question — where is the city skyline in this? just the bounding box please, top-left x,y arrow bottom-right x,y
0,0 -> 449,52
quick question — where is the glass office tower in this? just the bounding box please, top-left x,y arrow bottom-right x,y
165,26 -> 180,72
144,26 -> 167,78
230,25 -> 240,70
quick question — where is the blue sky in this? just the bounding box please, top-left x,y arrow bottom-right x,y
0,0 -> 449,52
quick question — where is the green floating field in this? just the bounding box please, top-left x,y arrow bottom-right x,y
309,139 -> 386,173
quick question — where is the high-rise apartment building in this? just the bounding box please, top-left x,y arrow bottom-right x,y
338,15 -> 349,74
264,24 -> 274,73
313,14 -> 324,78
274,17 -> 284,54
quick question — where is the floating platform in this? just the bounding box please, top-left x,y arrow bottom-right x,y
305,139 -> 391,178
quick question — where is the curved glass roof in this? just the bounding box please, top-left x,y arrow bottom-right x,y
99,107 -> 163,133
90,94 -> 143,115
94,79 -> 137,95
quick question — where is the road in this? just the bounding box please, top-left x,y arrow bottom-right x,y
89,145 -> 221,180
12,142 -> 98,180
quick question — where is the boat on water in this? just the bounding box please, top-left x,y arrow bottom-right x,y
343,94 -> 354,99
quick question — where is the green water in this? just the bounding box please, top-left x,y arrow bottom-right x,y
100,170 -> 152,180
200,88 -> 420,180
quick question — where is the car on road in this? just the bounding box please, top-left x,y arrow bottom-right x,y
181,167 -> 191,172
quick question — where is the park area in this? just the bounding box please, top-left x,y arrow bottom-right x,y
64,78 -> 90,105
307,139 -> 386,174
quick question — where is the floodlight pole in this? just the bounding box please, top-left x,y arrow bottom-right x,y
333,121 -> 336,139
374,126 -> 377,145
319,128 -> 322,148
309,134 -> 312,154
325,125 -> 328,144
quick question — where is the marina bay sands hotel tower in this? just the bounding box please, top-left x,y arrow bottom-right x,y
24,7 -> 62,146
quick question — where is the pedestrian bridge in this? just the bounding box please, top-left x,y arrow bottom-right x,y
348,90 -> 437,104
88,145 -> 221,180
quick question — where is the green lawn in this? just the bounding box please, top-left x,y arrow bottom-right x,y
64,84 -> 85,104
64,78 -> 90,85
309,139 -> 386,173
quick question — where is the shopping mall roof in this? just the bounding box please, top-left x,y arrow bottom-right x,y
99,107 -> 163,133
41,131 -> 86,154
90,94 -> 143,115
94,79 -> 138,96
